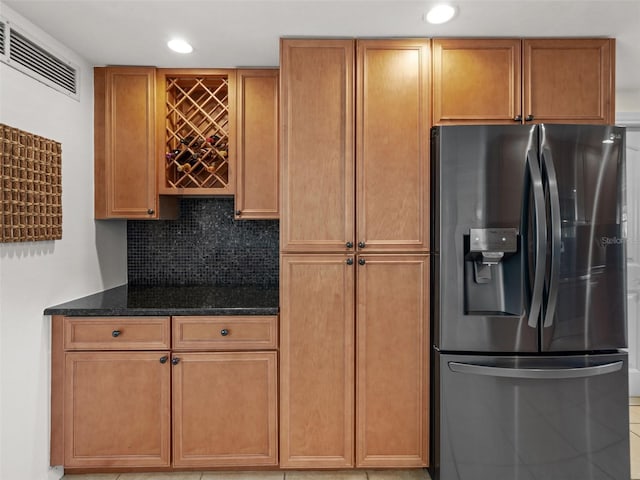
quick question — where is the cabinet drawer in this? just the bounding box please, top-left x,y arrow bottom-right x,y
173,316 -> 278,351
64,317 -> 171,350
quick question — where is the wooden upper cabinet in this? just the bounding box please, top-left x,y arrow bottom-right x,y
433,38 -> 615,125
280,254 -> 355,468
156,69 -> 237,196
432,38 -> 522,125
356,39 -> 430,252
356,255 -> 429,467
280,39 -> 355,252
94,67 -> 177,219
523,38 -> 615,124
235,69 -> 279,219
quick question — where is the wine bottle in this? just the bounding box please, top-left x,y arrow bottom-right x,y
180,136 -> 202,148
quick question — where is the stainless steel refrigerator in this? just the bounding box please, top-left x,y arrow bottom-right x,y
430,124 -> 630,480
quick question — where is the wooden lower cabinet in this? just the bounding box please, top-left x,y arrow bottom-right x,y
280,254 -> 356,468
63,351 -> 171,468
279,254 -> 429,468
356,255 -> 429,467
53,315 -> 279,471
172,351 -> 278,467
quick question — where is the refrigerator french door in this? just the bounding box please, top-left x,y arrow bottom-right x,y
430,124 -> 629,480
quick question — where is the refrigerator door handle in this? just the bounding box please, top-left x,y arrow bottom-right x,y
448,360 -> 623,379
541,147 -> 562,328
527,149 -> 547,328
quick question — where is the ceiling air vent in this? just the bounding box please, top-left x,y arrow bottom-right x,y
3,22 -> 79,100
0,21 -> 5,56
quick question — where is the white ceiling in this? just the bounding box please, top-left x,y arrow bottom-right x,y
3,0 -> 640,99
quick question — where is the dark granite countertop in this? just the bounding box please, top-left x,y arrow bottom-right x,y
44,284 -> 279,316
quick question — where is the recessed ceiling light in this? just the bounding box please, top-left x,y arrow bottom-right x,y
425,4 -> 457,24
167,38 -> 193,54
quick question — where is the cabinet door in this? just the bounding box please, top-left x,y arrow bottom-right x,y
235,69 -> 279,219
172,352 -> 278,467
356,255 -> 429,467
356,39 -> 430,252
523,38 -> 615,124
64,351 -> 171,467
432,39 -> 522,125
280,254 -> 355,467
95,67 -> 176,219
280,39 -> 355,252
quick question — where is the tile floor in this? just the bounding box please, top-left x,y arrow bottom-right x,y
63,399 -> 640,480
630,397 -> 640,479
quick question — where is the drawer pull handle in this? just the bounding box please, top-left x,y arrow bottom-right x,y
159,356 -> 168,364
171,357 -> 180,365
112,330 -> 121,338
220,329 -> 229,337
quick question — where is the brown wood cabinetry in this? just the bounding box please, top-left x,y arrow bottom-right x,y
235,69 -> 280,219
173,315 -> 277,350
432,38 -> 615,125
280,39 -> 355,252
156,69 -> 237,196
95,66 -> 278,219
52,314 -> 278,471
54,316 -> 172,468
279,253 -> 429,469
279,37 -> 430,470
432,39 -> 521,125
280,38 -> 430,253
64,351 -> 171,468
523,38 -> 614,124
356,255 -> 429,467
171,314 -> 279,467
172,351 -> 278,467
279,254 -> 355,468
356,39 -> 430,252
94,67 -> 178,219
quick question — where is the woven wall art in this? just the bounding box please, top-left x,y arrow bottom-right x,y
1,124 -> 62,242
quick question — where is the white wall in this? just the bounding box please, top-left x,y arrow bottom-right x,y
625,125 -> 640,396
0,4 -> 127,479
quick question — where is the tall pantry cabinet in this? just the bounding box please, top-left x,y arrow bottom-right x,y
279,38 -> 430,469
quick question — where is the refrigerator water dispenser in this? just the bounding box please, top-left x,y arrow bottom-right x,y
464,228 -> 522,315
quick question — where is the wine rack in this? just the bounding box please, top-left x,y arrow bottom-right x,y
160,70 -> 235,194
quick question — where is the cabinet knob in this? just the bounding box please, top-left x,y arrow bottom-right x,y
111,330 -> 121,338
147,208 -> 155,215
525,114 -> 534,122
346,241 -> 353,248
220,328 -> 229,336
346,258 -> 354,265
359,258 -> 366,265
159,356 -> 168,364
171,357 -> 180,365
513,115 -> 522,122
358,241 -> 366,249
236,210 -> 242,216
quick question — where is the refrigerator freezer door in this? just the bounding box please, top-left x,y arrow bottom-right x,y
540,125 -> 627,351
433,125 -> 538,352
432,352 -> 630,480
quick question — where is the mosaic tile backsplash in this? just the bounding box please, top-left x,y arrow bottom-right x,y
127,198 -> 278,286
